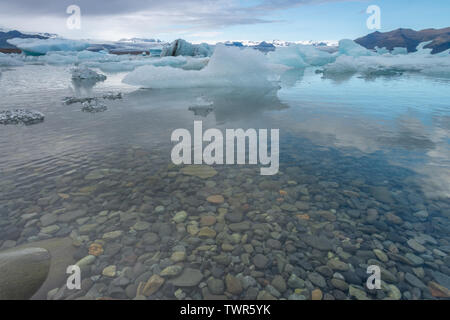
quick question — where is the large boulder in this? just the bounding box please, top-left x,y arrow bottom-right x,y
0,247 -> 51,299
0,237 -> 77,300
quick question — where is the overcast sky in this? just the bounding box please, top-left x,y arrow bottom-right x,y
0,0 -> 448,42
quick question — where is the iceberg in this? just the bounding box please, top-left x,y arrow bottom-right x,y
160,39 -> 213,57
391,47 -> 408,55
62,92 -> 122,106
338,39 -> 376,57
40,52 -> 78,65
71,66 -> 107,81
322,42 -> 450,78
7,38 -> 90,55
84,56 -> 208,73
375,47 -> 390,55
123,45 -> 285,89
268,46 -> 309,68
0,109 -> 44,125
268,44 -> 335,68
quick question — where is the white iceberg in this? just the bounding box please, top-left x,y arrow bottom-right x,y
160,39 -> 213,57
7,38 -> 90,55
123,45 -> 286,89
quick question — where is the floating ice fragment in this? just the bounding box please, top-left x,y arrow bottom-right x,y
188,106 -> 214,117
71,66 -> 107,81
62,96 -> 97,105
0,109 -> 45,125
81,100 -> 107,113
102,92 -> 122,100
62,92 -> 122,105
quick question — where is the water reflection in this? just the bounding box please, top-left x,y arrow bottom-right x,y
70,78 -> 100,96
1,65 -> 450,300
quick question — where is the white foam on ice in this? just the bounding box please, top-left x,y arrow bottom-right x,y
123,45 -> 286,88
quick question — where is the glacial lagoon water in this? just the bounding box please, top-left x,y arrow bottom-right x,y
0,64 -> 449,300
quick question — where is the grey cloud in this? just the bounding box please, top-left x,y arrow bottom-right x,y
0,0 -> 352,26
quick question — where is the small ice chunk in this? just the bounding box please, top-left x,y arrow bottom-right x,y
102,92 -> 122,100
0,109 -> 45,125
62,96 -> 97,105
188,106 -> 214,117
81,100 -> 107,113
71,66 -> 107,81
63,92 -> 121,105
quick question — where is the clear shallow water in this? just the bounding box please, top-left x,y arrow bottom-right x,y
0,64 -> 449,300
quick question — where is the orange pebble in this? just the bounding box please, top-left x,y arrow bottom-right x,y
88,243 -> 104,256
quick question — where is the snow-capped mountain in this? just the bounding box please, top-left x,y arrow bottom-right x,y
221,39 -> 338,48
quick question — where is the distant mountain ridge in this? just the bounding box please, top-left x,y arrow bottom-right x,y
355,27 -> 450,54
